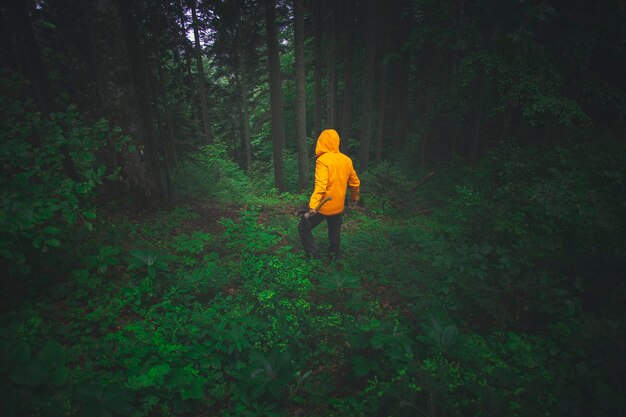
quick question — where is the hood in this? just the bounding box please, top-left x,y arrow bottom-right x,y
315,129 -> 340,157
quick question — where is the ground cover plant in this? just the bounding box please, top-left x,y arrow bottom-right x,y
2,137 -> 624,416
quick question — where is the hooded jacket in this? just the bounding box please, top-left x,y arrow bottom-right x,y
309,129 -> 360,215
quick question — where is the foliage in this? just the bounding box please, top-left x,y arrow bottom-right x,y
0,74 -> 118,277
2,149 -> 624,415
220,209 -> 282,254
2,0 -> 625,415
0,321 -> 71,417
171,145 -> 251,202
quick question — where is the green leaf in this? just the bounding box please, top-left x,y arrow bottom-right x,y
83,210 -> 97,220
46,239 -> 61,247
43,226 -> 61,234
76,183 -> 91,194
66,212 -> 77,224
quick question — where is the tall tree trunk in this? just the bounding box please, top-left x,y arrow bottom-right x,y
154,36 -> 179,168
190,0 -> 212,144
358,0 -> 377,170
294,0 -> 308,190
340,0 -> 355,140
313,0 -> 323,135
375,43 -> 389,163
236,44 -> 253,173
146,35 -> 172,201
6,0 -> 53,119
117,0 -> 164,197
420,92 -> 433,170
264,0 -> 286,192
325,2 -> 336,127
392,49 -> 411,153
0,6 -> 18,73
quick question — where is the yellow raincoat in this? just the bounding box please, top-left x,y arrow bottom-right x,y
308,129 -> 360,215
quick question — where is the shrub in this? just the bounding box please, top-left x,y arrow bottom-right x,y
171,144 -> 251,201
0,80 -> 116,277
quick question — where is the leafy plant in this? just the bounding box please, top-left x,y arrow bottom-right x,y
84,246 -> 121,274
419,318 -> 469,358
173,232 -> 212,255
0,80 -> 116,276
171,144 -> 251,202
243,349 -> 297,401
220,209 -> 281,254
127,249 -> 170,280
318,271 -> 361,292
0,324 -> 70,417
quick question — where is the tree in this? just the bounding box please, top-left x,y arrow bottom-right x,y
357,0 -> 377,170
312,0 -> 323,136
117,0 -> 166,197
325,1 -> 337,127
264,0 -> 286,192
188,0 -> 212,144
374,38 -> 389,163
294,0 -> 308,190
340,0 -> 356,141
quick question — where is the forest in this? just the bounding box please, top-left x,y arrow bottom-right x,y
1,0 -> 625,416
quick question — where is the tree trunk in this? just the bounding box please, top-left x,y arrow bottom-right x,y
340,0 -> 355,140
358,0 -> 377,170
117,0 -> 164,197
154,36 -> 179,168
264,0 -> 286,192
146,35 -> 173,201
392,49 -> 411,153
0,6 -> 18,73
190,0 -> 212,144
236,44 -> 253,173
6,0 -> 54,119
294,0 -> 308,190
325,2 -> 336,127
375,42 -> 389,163
313,0 -> 323,136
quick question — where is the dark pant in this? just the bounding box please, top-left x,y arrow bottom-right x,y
298,213 -> 343,259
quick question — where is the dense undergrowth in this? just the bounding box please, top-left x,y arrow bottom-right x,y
1,135 -> 625,416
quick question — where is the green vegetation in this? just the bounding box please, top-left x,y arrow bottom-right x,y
1,0 -> 625,415
2,135 -> 624,416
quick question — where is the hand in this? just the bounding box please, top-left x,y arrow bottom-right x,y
303,209 -> 316,219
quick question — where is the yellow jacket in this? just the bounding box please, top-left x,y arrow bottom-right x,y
309,129 -> 360,215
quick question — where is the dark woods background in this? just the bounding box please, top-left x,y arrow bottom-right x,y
5,0 -> 624,195
1,0 -> 625,416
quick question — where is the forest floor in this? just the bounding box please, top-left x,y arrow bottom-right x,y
4,156 -> 625,416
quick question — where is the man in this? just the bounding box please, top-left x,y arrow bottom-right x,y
299,129 -> 360,260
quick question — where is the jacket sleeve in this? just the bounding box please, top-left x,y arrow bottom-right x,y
348,163 -> 360,202
309,159 -> 329,209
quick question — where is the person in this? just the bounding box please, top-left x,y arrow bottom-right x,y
299,129 -> 360,260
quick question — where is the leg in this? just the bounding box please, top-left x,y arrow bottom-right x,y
326,214 -> 343,260
298,213 -> 325,258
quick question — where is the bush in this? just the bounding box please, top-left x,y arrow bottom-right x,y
171,144 -> 251,201
0,74 -> 117,279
